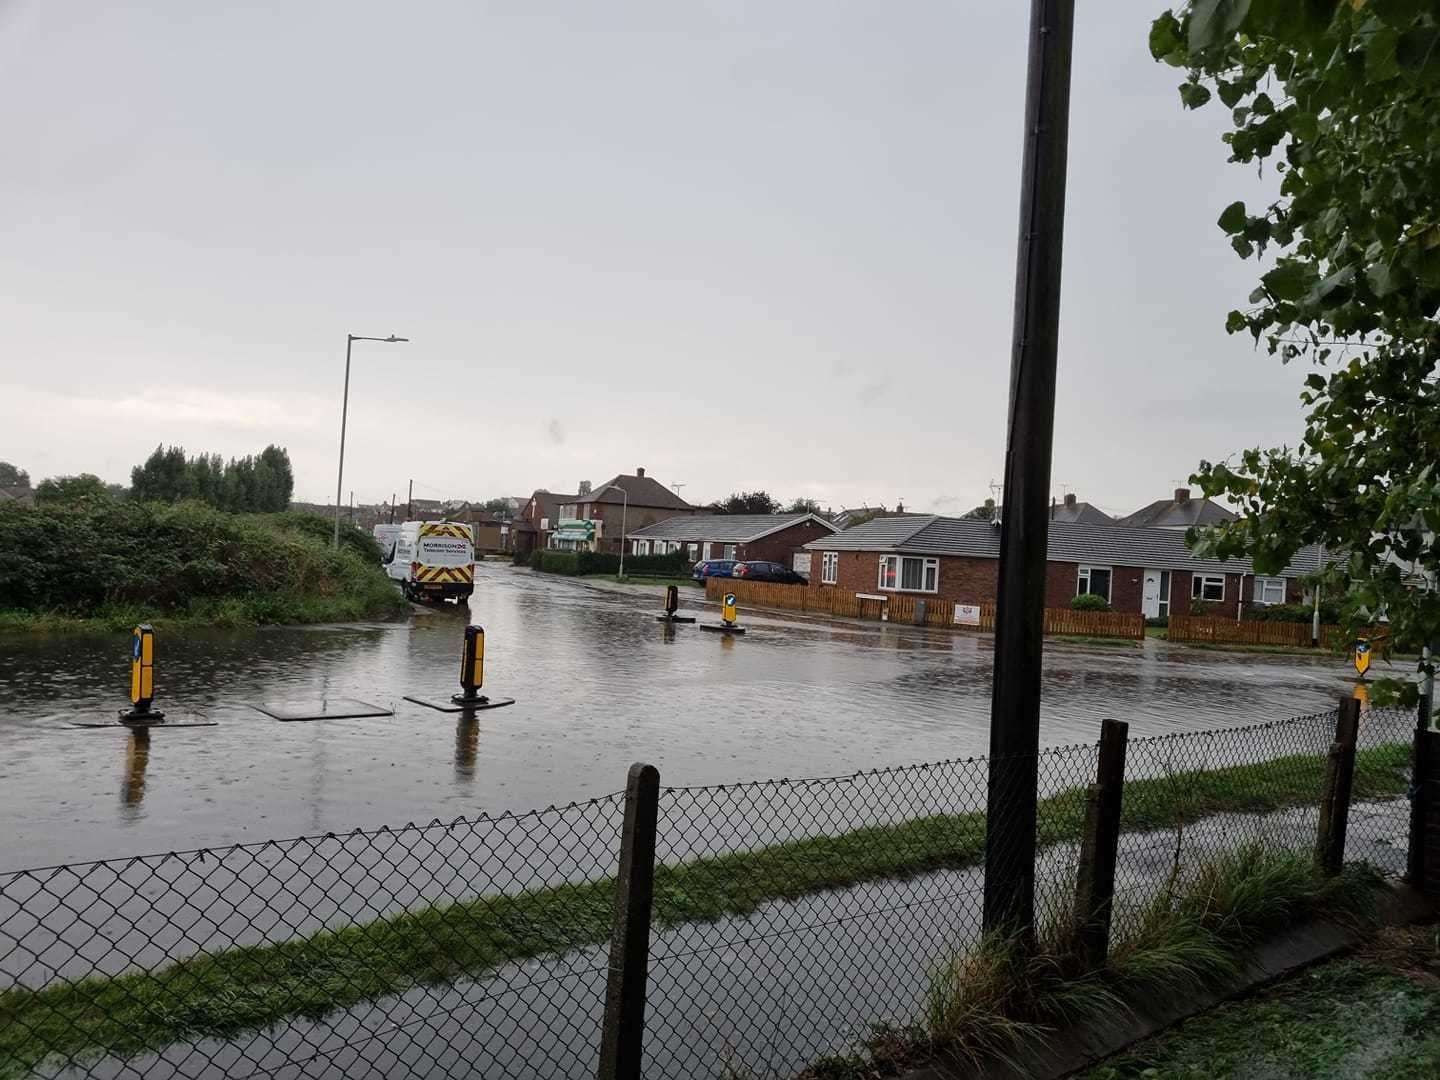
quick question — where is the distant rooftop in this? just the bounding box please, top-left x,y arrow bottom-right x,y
1118,488 -> 1236,530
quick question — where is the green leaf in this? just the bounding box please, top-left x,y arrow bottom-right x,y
1366,262 -> 1399,298
1148,11 -> 1183,60
1179,81 -> 1212,109
1304,372 -> 1326,391
1261,261 -> 1312,301
1226,310 -> 1249,333
1218,200 -> 1248,233
1188,0 -> 1252,53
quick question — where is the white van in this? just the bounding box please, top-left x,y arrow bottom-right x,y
385,521 -> 475,602
372,524 -> 403,563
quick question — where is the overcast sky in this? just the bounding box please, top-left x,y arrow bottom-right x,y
0,1 -> 1302,517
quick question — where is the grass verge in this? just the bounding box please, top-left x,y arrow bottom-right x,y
1083,923 -> 1440,1078
0,745 -> 1412,1077
800,846 -> 1386,1078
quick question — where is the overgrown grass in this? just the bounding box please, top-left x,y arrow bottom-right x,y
0,501 -> 406,633
800,846 -> 1385,1078
0,745 -> 1411,1077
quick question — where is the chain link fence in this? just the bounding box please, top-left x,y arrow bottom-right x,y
0,706 -> 1419,1080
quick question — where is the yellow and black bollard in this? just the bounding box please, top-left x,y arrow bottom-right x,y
655,583 -> 696,624
701,591 -> 747,635
453,624 -> 489,705
119,624 -> 167,724
406,624 -> 515,712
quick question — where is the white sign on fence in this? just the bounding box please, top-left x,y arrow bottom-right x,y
953,603 -> 982,626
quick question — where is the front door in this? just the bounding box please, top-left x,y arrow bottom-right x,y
1142,569 -> 1170,619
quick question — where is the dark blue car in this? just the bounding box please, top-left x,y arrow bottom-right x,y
692,559 -> 738,581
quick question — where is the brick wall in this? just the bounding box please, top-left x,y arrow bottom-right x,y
737,521 -> 839,565
813,550 -> 999,605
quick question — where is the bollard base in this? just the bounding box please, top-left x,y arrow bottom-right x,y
404,695 -> 516,713
700,623 -> 746,635
118,708 -> 167,725
655,615 -> 697,624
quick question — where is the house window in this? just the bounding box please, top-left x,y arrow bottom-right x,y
821,552 -> 839,585
633,540 -> 650,555
723,544 -> 737,560
1253,576 -> 1286,606
878,555 -> 939,593
1192,574 -> 1226,602
687,543 -> 699,560
1076,566 -> 1112,602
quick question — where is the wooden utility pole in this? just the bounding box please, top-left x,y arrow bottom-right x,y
983,0 -> 1076,937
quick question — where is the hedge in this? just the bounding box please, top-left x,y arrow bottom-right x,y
529,549 -> 690,577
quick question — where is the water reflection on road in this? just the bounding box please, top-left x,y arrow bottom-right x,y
0,564 -> 1362,868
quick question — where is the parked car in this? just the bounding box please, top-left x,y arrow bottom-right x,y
692,559 -> 738,581
732,561 -> 807,584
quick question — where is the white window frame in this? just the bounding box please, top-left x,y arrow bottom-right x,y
633,540 -> 650,556
723,544 -> 737,560
821,551 -> 839,585
687,543 -> 700,560
1253,576 -> 1286,605
1076,565 -> 1113,603
877,555 -> 939,594
1192,573 -> 1226,602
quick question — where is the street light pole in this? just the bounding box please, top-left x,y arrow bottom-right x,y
333,333 -> 408,547
597,484 -> 629,578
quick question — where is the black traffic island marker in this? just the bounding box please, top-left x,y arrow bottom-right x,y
250,698 -> 394,722
404,623 -> 515,712
701,591 -> 747,634
66,624 -> 219,728
655,584 -> 697,624
68,717 -> 218,730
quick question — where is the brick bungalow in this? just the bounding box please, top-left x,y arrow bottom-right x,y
626,513 -> 839,568
804,515 -> 1323,620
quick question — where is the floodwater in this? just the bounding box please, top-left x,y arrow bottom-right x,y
0,563 -> 1366,870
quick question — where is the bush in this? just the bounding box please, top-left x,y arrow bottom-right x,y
1070,593 -> 1110,612
0,499 -> 405,627
1247,601 -> 1339,624
511,547 -> 530,566
531,548 -> 690,577
538,551 -> 580,575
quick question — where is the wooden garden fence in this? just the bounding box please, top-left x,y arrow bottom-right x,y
1167,614 -> 1349,648
705,578 -> 1145,640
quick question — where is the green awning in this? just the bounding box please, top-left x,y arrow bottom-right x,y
553,529 -> 592,541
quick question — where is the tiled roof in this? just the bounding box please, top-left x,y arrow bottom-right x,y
628,513 -> 838,543
805,514 -> 1323,578
1118,496 -> 1237,529
1051,501 -> 1115,525
577,473 -> 694,511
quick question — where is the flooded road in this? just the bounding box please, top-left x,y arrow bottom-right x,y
0,563 -> 1363,869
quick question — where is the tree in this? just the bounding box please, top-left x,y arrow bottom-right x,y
710,491 -> 780,515
34,474 -> 108,506
131,445 -> 194,503
0,462 -> 29,489
1153,2 -> 1440,702
480,497 -> 515,519
784,497 -> 822,514
962,498 -> 1000,521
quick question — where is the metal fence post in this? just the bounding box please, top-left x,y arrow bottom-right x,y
1314,697 -> 1360,877
1072,718 -> 1128,969
597,762 -> 660,1080
1409,727 -> 1440,893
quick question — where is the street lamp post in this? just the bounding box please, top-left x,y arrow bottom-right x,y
334,333 -> 408,547
597,484 -> 629,579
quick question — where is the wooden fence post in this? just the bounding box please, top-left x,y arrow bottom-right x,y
1314,697 -> 1360,877
597,763 -> 660,1080
1073,718 -> 1129,970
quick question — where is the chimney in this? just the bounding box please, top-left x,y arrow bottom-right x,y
1175,487 -> 1191,505
1064,493 -> 1076,508
578,480 -> 592,496
636,466 -> 646,478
